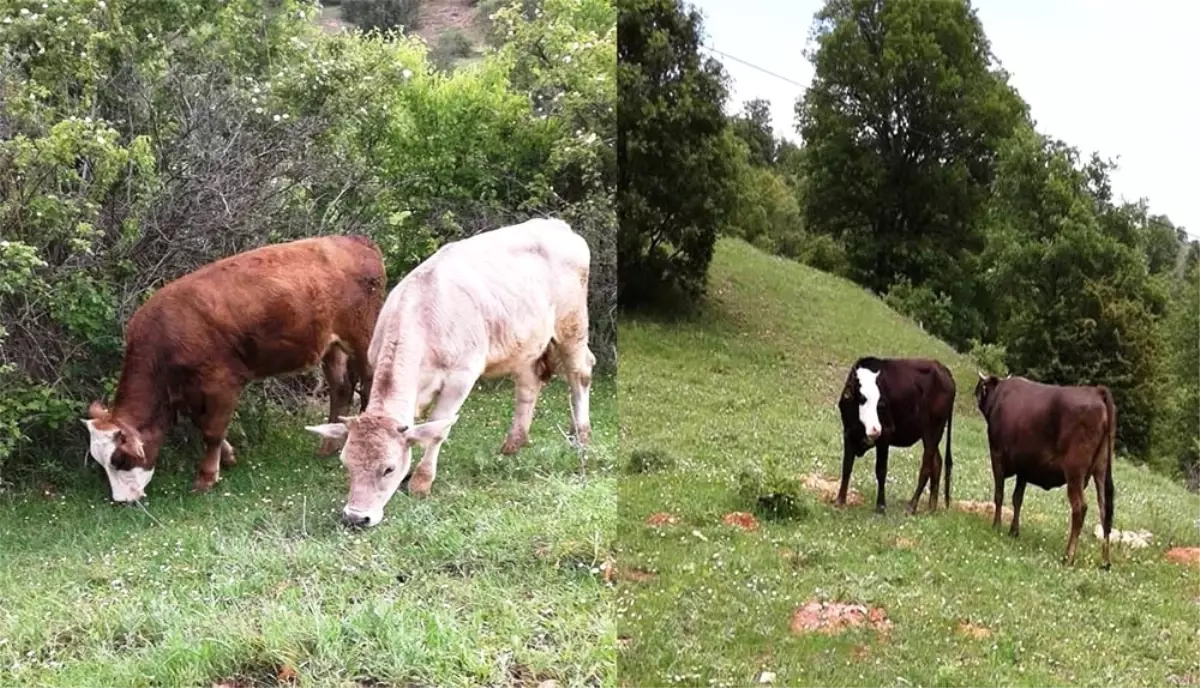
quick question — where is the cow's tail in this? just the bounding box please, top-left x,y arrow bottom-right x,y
1100,386 -> 1116,535
944,400 -> 953,506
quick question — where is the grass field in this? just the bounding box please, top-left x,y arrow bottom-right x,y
0,379 -> 616,687
617,239 -> 1200,687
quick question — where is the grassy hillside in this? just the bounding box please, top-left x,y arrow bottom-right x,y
617,238 -> 1199,687
0,379 -> 615,687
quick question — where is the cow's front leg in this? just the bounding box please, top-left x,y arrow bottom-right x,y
564,347 -> 595,446
836,437 -> 856,507
220,440 -> 237,468
191,381 -> 240,493
874,443 -> 890,514
501,369 -> 543,455
408,371 -> 476,498
1009,476 -> 1027,537
990,455 -> 1006,530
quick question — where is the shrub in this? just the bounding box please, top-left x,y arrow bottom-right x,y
883,277 -> 955,341
625,447 -> 675,474
736,464 -> 814,521
968,339 -> 1010,377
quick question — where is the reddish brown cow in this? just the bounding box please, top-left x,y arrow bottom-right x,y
974,374 -> 1116,568
836,357 -> 956,514
83,236 -> 385,502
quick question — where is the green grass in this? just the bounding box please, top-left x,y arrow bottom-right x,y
617,238 -> 1200,688
0,378 -> 616,687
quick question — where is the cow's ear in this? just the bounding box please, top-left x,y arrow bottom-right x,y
306,423 -> 349,441
403,416 -> 459,447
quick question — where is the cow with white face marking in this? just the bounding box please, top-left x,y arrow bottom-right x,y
836,357 -> 956,514
305,217 -> 595,528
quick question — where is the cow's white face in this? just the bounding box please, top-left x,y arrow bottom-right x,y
855,368 -> 883,440
83,419 -> 155,503
307,413 -> 458,528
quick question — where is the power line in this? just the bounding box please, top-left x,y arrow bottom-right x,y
701,44 -> 808,88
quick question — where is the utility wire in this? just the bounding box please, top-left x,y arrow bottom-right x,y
701,44 -> 808,88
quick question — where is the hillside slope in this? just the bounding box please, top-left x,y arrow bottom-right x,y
617,238 -> 1199,687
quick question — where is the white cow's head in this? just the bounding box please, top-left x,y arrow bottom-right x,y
306,412 -> 458,528
82,402 -> 156,503
854,367 -> 884,441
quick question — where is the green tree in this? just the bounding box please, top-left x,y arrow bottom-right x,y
983,125 -> 1168,459
797,0 -> 1027,341
617,0 -> 736,306
730,98 -> 776,168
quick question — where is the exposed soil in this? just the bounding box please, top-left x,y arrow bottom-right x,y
800,473 -> 862,506
415,0 -> 484,46
646,512 -> 679,527
790,600 -> 892,636
957,621 -> 992,640
722,511 -> 761,531
1165,547 -> 1200,567
892,536 -> 918,549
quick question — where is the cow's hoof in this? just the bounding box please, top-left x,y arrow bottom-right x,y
500,433 -> 527,456
1099,561 -> 1112,572
1008,529 -> 1020,538
875,505 -> 887,515
408,474 -> 433,498
220,444 -> 237,468
192,473 -> 218,494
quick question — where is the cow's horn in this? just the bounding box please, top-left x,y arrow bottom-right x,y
977,371 -> 987,380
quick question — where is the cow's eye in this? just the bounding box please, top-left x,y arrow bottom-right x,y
382,466 -> 396,476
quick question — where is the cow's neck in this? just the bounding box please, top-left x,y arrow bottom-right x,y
110,354 -> 172,456
368,325 -> 427,425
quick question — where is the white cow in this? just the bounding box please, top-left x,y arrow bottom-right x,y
306,218 -> 595,527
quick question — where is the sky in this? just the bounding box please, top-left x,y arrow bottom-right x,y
690,0 -> 1200,239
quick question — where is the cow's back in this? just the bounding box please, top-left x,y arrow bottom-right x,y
127,236 -> 385,379
987,378 -> 1108,469
380,220 -> 589,368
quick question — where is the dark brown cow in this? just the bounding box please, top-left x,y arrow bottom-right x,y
836,357 -> 956,514
974,374 -> 1116,568
83,236 -> 386,502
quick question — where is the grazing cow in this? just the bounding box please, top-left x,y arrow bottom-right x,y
305,217 -> 595,528
836,357 -> 956,514
973,373 -> 1116,568
83,236 -> 386,502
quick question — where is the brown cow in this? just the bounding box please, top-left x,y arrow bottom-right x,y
836,357 -> 956,514
83,236 -> 385,502
974,374 -> 1116,568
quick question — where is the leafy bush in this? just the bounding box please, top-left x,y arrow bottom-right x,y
341,0 -> 422,32
430,28 -> 475,70
0,0 -> 616,482
967,339 -> 1009,377
736,464 -> 814,521
883,277 -> 955,341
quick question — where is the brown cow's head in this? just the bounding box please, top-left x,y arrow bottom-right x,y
974,372 -> 1003,416
306,412 -> 458,528
82,402 -> 156,502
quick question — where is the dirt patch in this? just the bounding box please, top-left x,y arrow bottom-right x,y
953,500 -> 1014,521
1094,524 -> 1152,548
646,512 -> 679,527
800,473 -> 862,506
616,636 -> 633,650
957,621 -> 992,640
1165,547 -> 1200,567
722,511 -> 760,531
415,0 -> 483,45
892,536 -> 918,549
505,660 -> 555,688
852,644 -> 870,660
790,600 -> 892,636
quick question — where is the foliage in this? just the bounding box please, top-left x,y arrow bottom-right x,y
883,276 -> 954,339
982,125 -> 1168,459
735,463 -> 813,521
729,98 -> 776,168
797,0 -> 1027,337
0,0 -> 616,479
1154,257 -> 1200,481
616,0 -> 736,306
967,338 -> 1009,377
340,0 -> 422,33
429,27 -> 475,70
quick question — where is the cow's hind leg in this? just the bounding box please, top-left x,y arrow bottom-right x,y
190,380 -> 241,494
502,368 -> 543,455
553,314 -> 595,445
1063,475 -> 1087,566
907,446 -> 931,515
1093,463 -> 1112,569
318,347 -> 353,456
408,370 -> 478,498
220,440 -> 236,468
1009,476 -> 1027,537
874,444 -> 890,514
